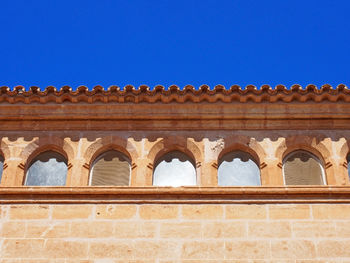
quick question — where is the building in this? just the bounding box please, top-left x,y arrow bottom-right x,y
0,84 -> 350,261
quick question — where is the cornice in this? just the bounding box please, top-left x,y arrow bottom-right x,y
0,186 -> 350,204
0,84 -> 349,104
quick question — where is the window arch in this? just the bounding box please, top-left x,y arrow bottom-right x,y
153,151 -> 196,187
283,150 -> 325,185
25,151 -> 68,186
0,155 -> 4,184
89,150 -> 131,186
218,151 -> 261,186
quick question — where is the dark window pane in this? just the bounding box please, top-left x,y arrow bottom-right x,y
153,151 -> 196,186
90,150 -> 131,186
283,151 -> 324,185
25,151 -> 67,186
218,151 -> 261,186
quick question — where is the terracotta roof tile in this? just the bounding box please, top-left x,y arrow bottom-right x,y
0,84 -> 348,104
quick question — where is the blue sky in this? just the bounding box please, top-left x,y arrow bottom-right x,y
0,0 -> 349,89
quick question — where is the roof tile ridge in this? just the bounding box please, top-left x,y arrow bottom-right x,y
182,85 -> 196,95
305,84 -> 319,94
44,86 -> 58,95
320,84 -> 333,93
274,84 -> 290,94
165,85 -> 181,103
244,84 -> 260,94
151,85 -> 165,103
153,85 -> 165,92
198,84 -> 210,91
259,84 -> 272,94
168,85 -> 180,93
202,85 -> 215,96
29,86 -> 40,95
336,84 -> 350,95
197,85 -> 213,102
0,84 -> 349,104
334,84 -> 350,102
76,85 -> 89,94
120,85 -> 135,96
290,84 -> 302,93
0,86 -> 10,94
138,85 -> 150,93
60,85 -> 72,93
90,85 -> 105,95
14,86 -> 26,94
213,84 -> 228,94
228,84 -> 242,94
107,85 -> 121,92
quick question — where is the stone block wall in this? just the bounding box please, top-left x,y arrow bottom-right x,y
1,203 -> 350,261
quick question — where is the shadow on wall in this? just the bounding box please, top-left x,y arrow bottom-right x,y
4,129 -> 350,143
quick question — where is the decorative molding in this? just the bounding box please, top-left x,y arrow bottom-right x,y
1,98 -> 350,131
260,162 -> 267,169
0,84 -> 349,104
147,163 -> 153,170
131,163 -> 137,170
17,163 -> 25,170
3,163 -> 8,170
196,162 -> 202,168
325,162 -> 333,169
83,163 -> 90,170
67,163 -> 73,170
212,162 -> 218,169
277,162 -> 283,169
0,186 -> 349,204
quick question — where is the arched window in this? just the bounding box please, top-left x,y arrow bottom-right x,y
283,150 -> 325,185
153,151 -> 196,187
0,155 -> 4,184
90,150 -> 131,186
25,151 -> 67,186
218,151 -> 261,186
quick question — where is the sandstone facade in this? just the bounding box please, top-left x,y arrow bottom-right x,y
0,85 -> 349,261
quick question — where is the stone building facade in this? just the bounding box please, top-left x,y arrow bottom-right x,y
0,84 -> 350,262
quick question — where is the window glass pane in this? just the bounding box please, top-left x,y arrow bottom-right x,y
153,151 -> 196,187
90,150 -> 131,186
25,151 -> 67,186
218,151 -> 261,186
0,156 -> 3,184
283,151 -> 324,185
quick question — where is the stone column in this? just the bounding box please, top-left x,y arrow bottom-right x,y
260,159 -> 284,185
131,158 -> 153,186
256,138 -> 285,186
66,159 -> 87,186
326,139 -> 350,185
200,161 -> 217,186
1,158 -> 24,186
